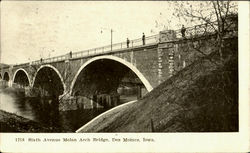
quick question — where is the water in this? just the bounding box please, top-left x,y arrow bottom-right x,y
0,88 -> 108,132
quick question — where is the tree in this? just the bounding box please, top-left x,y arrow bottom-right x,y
170,1 -> 238,60
165,1 -> 239,131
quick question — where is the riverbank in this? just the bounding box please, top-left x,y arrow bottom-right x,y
0,109 -> 61,132
1,87 -> 109,132
0,87 -> 52,132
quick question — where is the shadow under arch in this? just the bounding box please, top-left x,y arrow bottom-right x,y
32,64 -> 66,94
3,72 -> 10,81
13,68 -> 31,87
70,55 -> 153,95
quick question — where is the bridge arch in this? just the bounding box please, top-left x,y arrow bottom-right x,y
3,72 -> 10,81
13,68 -> 31,87
32,64 -> 66,95
70,55 -> 153,95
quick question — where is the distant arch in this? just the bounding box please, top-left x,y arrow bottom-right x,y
13,68 -> 31,86
70,55 -> 153,95
32,64 -> 66,93
3,72 -> 10,81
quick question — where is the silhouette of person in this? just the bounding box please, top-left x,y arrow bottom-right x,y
142,33 -> 145,45
69,51 -> 72,58
181,25 -> 186,38
127,38 -> 130,48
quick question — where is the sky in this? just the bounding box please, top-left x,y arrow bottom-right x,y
1,1 -> 182,64
0,1 -> 237,64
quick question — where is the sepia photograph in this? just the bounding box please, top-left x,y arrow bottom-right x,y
0,0 -> 249,152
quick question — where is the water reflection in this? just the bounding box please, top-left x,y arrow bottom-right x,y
0,88 -> 108,132
0,89 -> 36,120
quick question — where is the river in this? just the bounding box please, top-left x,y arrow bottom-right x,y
0,88 -> 109,132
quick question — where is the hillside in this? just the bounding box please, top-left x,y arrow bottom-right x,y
78,37 -> 238,132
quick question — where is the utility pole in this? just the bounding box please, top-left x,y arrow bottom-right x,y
101,28 -> 114,51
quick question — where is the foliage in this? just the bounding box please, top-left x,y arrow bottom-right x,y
171,1 -> 237,26
170,1 -> 238,59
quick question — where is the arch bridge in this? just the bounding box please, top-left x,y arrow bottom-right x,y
0,21 -> 237,111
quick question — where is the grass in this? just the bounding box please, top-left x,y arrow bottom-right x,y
77,38 -> 238,132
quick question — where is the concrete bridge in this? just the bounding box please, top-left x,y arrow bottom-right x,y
0,19 -> 237,110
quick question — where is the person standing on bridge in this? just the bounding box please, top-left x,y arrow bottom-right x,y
142,33 -> 145,45
181,25 -> 186,38
69,51 -> 72,58
127,38 -> 130,48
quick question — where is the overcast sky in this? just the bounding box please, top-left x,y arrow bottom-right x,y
0,1 -> 237,64
0,1 -> 181,64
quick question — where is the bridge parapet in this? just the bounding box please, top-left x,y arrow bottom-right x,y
13,62 -> 30,68
26,34 -> 160,66
34,21 -> 236,66
7,16 -> 235,68
72,35 -> 160,59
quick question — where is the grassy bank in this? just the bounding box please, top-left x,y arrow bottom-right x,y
78,38 -> 238,132
0,109 -> 61,132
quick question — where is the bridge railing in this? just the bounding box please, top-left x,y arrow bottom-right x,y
30,54 -> 66,65
13,62 -> 30,68
42,22 -> 223,65
31,60 -> 40,65
13,15 -> 237,66
43,54 -> 66,63
72,34 -> 160,59
174,21 -> 218,39
25,22 -> 219,65
64,23 -> 218,63
174,14 -> 237,39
